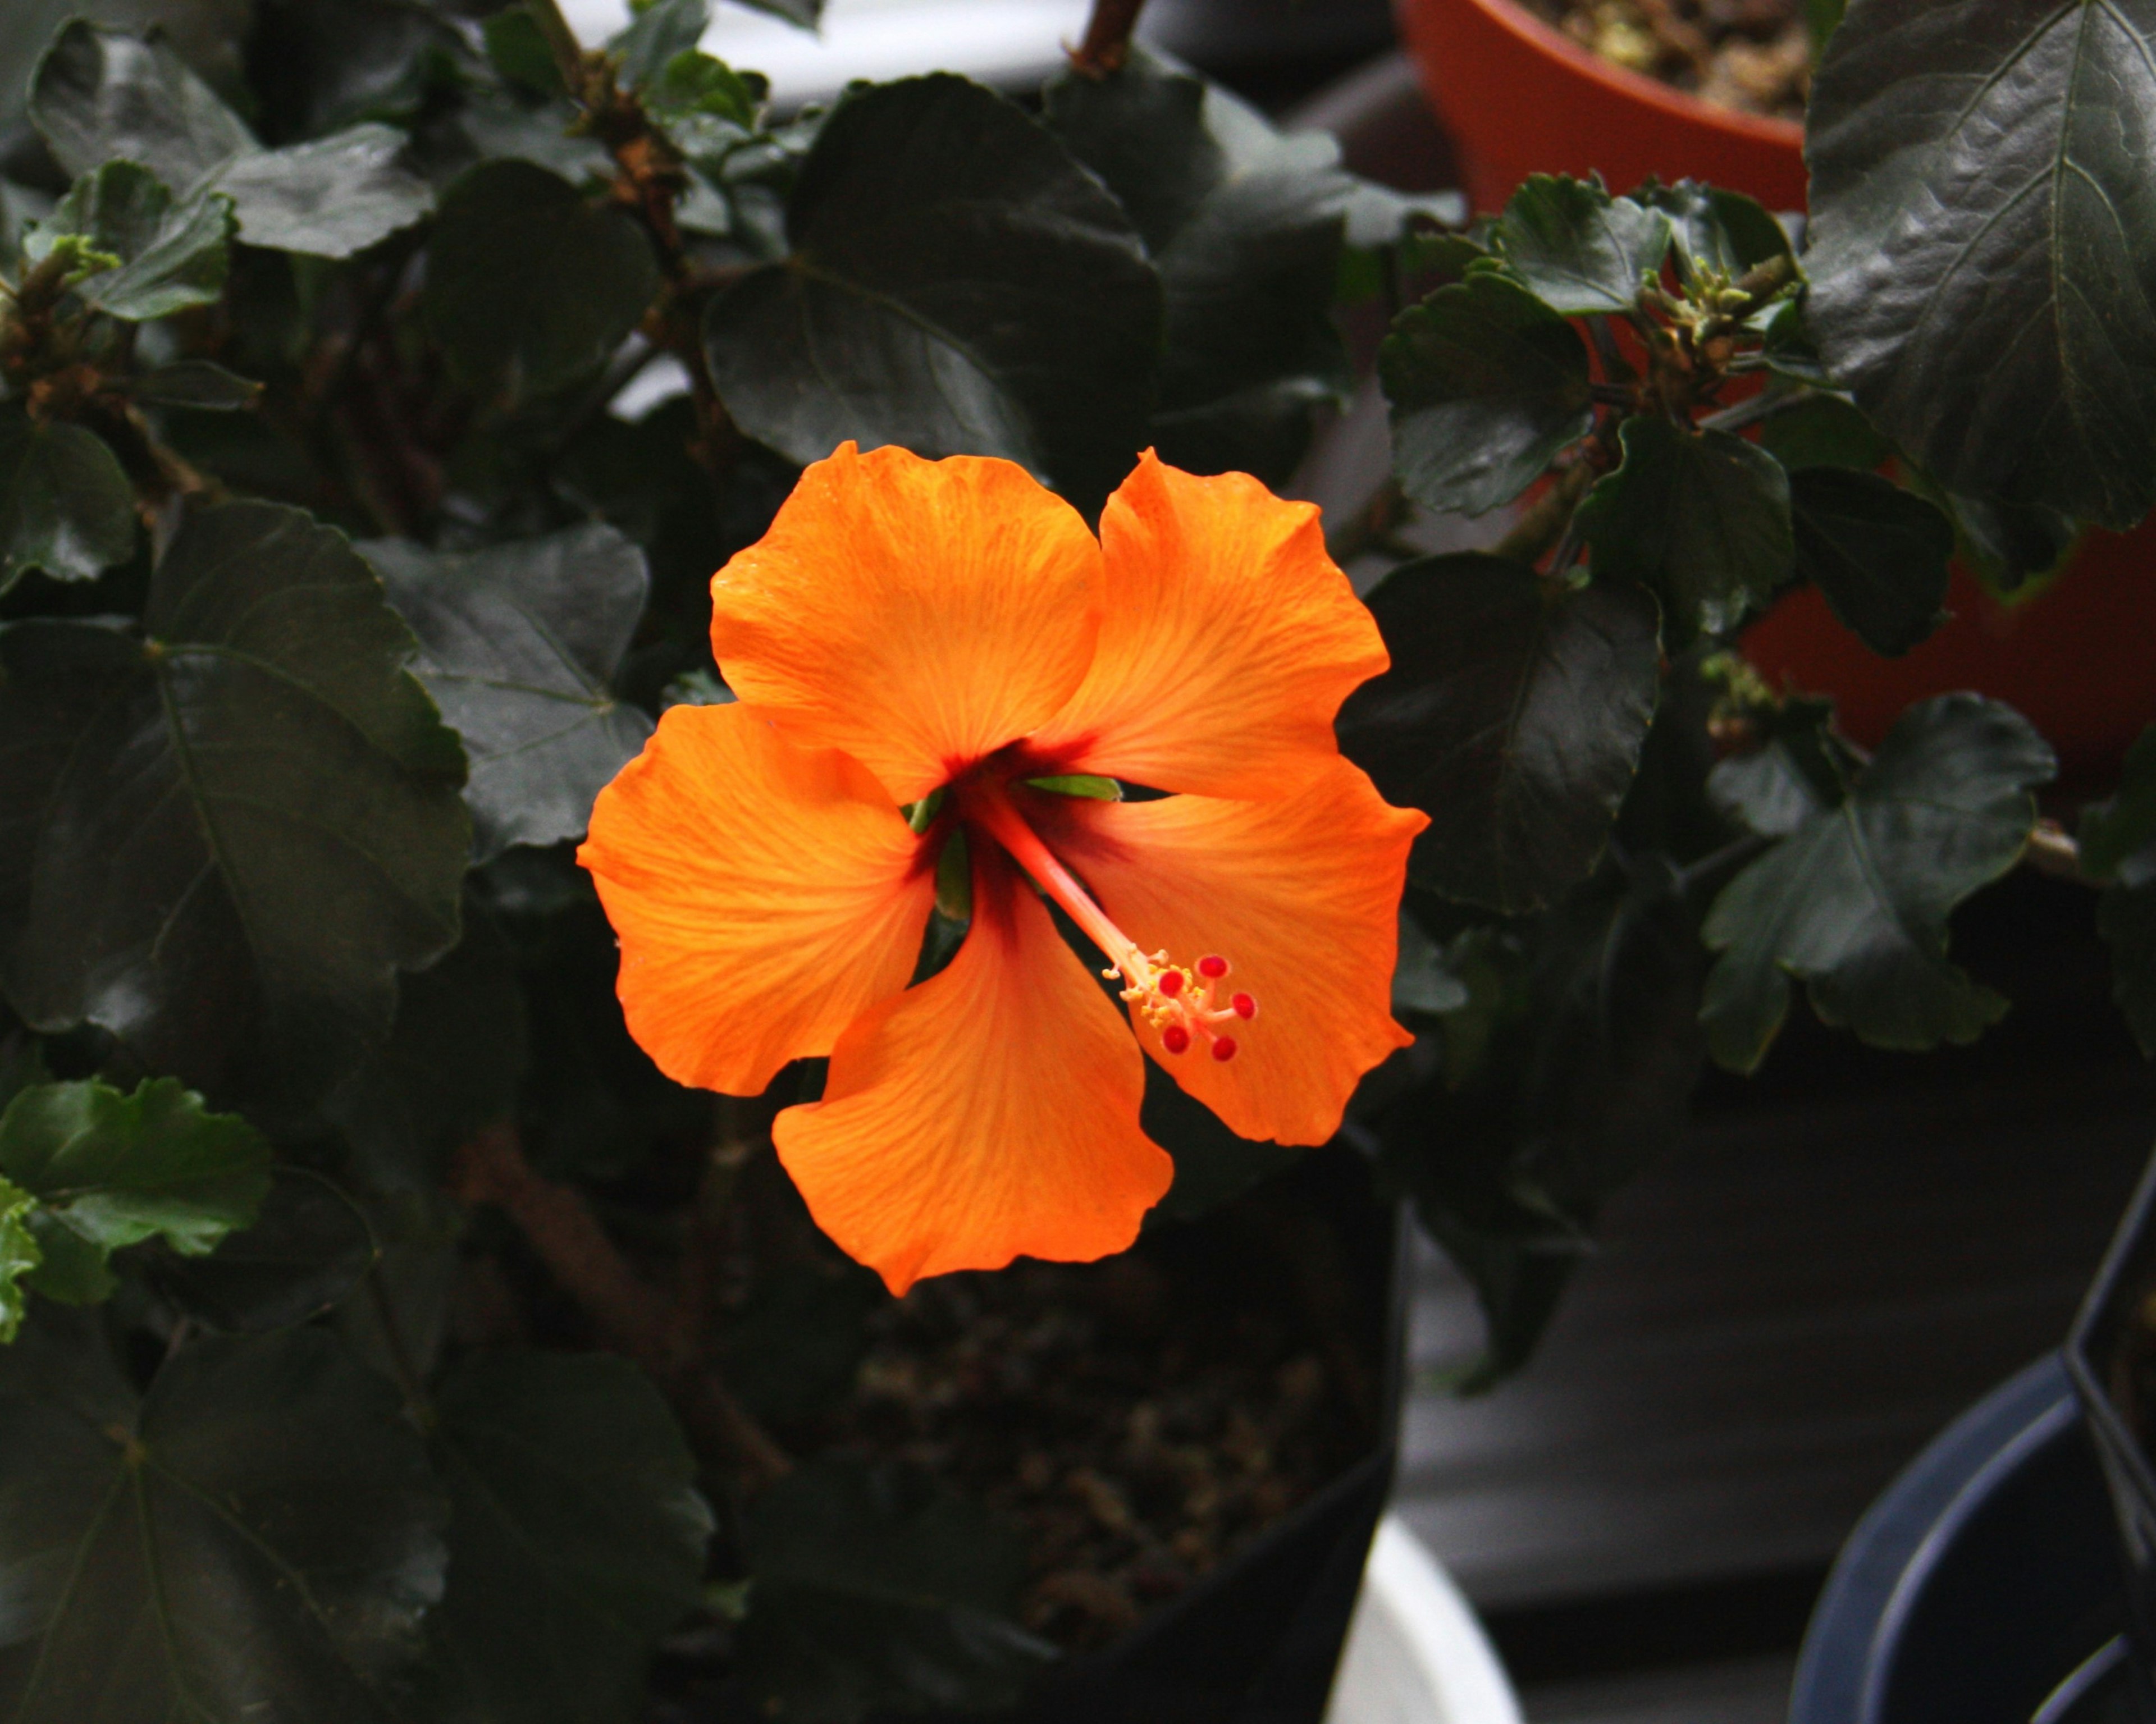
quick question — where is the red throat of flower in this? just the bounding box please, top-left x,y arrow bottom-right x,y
963,785 -> 1255,1063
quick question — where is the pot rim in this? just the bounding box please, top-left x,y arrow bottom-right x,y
1412,0 -> 1807,151
2064,1146 -> 2156,1511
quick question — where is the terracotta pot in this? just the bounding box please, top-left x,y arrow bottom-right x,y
1391,0 -> 1806,214
1745,531 -> 2156,788
1394,0 -> 2156,783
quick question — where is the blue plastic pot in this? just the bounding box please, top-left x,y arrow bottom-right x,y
1789,1352 -> 2132,1724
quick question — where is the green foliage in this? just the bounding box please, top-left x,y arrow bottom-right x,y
1806,0 -> 2156,526
27,160 -> 234,320
149,1168 -> 376,1333
1702,696 -> 2057,1071
736,1457 -> 1057,1721
1378,271 -> 1592,514
1488,173 -> 1670,317
0,1077 -> 270,1311
1339,552 -> 1662,911
426,159 -> 661,400
365,526 -> 654,862
0,503 -> 471,1095
0,1311 -> 448,1721
1043,48 -> 1352,482
705,74 -> 1162,509
611,0 -> 712,90
1377,859 -> 1707,1384
1786,465 -> 1952,656
1578,416 -> 1793,644
0,1178 -> 38,1343
0,406 -> 134,589
31,22 -> 432,258
427,1350 -> 713,1724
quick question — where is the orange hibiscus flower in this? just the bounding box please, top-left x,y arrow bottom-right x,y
579,443 -> 1425,1293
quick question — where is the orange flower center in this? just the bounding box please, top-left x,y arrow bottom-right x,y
961,781 -> 1255,1063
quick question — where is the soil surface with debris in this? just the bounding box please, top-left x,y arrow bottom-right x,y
804,1155 -> 1391,1653
1521,0 -> 1812,119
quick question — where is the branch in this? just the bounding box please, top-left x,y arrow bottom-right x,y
453,1123 -> 793,1487
1070,0 -> 1148,76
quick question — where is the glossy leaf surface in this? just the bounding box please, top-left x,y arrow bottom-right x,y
1044,49 -> 1350,483
1337,552 -> 1661,911
1806,0 -> 2156,525
1490,174 -> 1670,317
0,502 -> 471,1096
426,159 -> 661,400
1578,415 -> 1793,643
428,1350 -> 712,1724
1380,273 -> 1593,515
0,1314 -> 447,1722
1787,465 -> 1952,655
1701,694 -> 2055,1070
0,408 -> 134,591
705,75 -> 1160,508
366,526 -> 653,862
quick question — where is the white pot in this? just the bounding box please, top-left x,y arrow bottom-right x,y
1326,1517 -> 1523,1724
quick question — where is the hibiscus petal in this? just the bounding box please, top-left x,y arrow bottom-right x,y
1031,762 -> 1426,1146
710,442 -> 1103,803
774,850 -> 1171,1295
1026,451 -> 1388,800
579,702 -> 934,1096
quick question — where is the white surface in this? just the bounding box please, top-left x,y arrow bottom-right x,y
556,0 -> 1094,106
1327,1517 -> 1523,1724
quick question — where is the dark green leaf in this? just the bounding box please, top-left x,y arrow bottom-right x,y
1788,466 -> 1952,655
0,1078 -> 270,1303
131,358 -> 262,409
737,1457 -> 1056,1722
28,161 -> 233,320
483,3 -> 567,97
1632,179 -> 1792,287
209,124 -> 433,258
0,1178 -> 37,1344
1808,0 -> 1848,50
1336,552 -> 1662,911
1806,0 -> 2156,525
611,0 -> 709,89
1043,49 -> 1349,482
150,1167 -> 376,1332
704,75 -> 1161,510
2082,725 -> 2156,881
730,0 -> 820,25
647,51 -> 766,127
31,24 -> 431,258
1706,693 -> 1847,838
426,159 -> 661,400
1756,392 -> 1892,472
718,1264 -> 878,1423
1578,415 -> 1793,642
326,907 -> 528,1195
1393,908 -> 1470,1018
427,1350 -> 712,1724
0,501 -> 471,1096
2099,881 -> 2156,1056
0,1315 -> 447,1721
0,406 -> 134,591
364,525 -> 654,861
1488,173 -> 1670,316
1379,272 -> 1593,514
1943,488 -> 2077,595
1377,859 -> 1705,1386
31,22 -> 252,197
1701,694 -> 2057,1071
